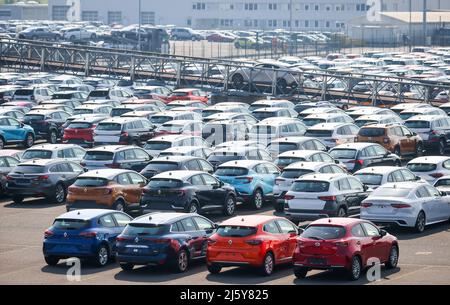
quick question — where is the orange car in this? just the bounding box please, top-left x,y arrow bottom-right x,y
206,215 -> 299,276
66,169 -> 147,212
356,124 -> 423,157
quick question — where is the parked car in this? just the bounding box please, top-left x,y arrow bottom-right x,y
252,107 -> 298,121
81,145 -> 152,171
202,120 -> 252,145
207,146 -> 272,169
21,110 -> 70,144
150,111 -> 202,128
144,135 -> 209,157
12,87 -> 53,102
404,115 -> 450,155
159,146 -> 212,159
18,27 -> 60,40
66,169 -> 147,212
293,218 -> 399,280
43,209 -> 133,267
249,118 -> 307,146
63,116 -> 108,147
267,136 -> 327,158
133,86 -> 172,102
0,116 -> 35,149
116,212 -> 216,272
0,151 -> 20,195
406,156 -> 450,184
61,27 -> 96,40
167,88 -> 209,103
21,144 -> 86,163
206,215 -> 299,276
361,182 -> 450,233
273,150 -> 338,170
305,123 -> 360,149
72,104 -> 112,116
354,115 -> 403,128
154,120 -> 203,137
93,117 -> 155,146
171,28 -> 204,41
6,159 -> 85,204
248,99 -> 296,112
140,156 -> 214,179
87,88 -> 135,102
354,166 -> 422,189
141,171 -> 237,215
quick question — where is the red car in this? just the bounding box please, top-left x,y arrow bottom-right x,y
293,218 -> 399,281
206,215 -> 299,276
63,116 -> 106,147
167,88 -> 209,104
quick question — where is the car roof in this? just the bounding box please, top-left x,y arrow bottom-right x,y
161,120 -> 200,126
219,160 -> 269,168
356,114 -> 400,121
270,136 -> 316,144
151,155 -> 200,163
252,107 -> 290,112
310,217 -> 364,227
78,168 -> 134,179
56,209 -> 117,221
354,166 -> 402,175
149,134 -> 196,142
88,145 -> 130,152
132,212 -> 199,225
99,117 -> 141,124
295,173 -> 349,182
256,118 -> 300,126
278,150 -> 323,158
25,109 -> 58,115
304,112 -> 346,119
19,158 -> 68,167
308,122 -> 352,130
162,146 -> 206,153
406,114 -> 447,121
378,181 -> 424,189
220,215 -> 281,227
332,142 -> 378,150
26,144 -> 81,151
409,156 -> 450,164
285,161 -> 332,170
152,170 -> 205,180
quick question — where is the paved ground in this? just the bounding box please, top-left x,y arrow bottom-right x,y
1,196 -> 449,285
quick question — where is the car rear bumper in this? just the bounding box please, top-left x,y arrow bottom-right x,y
285,209 -> 336,221
6,186 -> 54,198
361,215 -> 416,227
66,200 -> 112,211
116,253 -> 169,266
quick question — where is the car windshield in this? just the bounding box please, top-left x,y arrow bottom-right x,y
359,128 -> 385,137
268,143 -> 298,154
111,109 -> 132,116
305,129 -> 333,137
53,219 -> 90,230
217,226 -> 257,237
73,177 -> 109,187
405,121 -> 430,129
354,173 -> 383,185
215,167 -> 248,176
145,162 -> 179,172
202,110 -> 221,117
371,187 -> 412,197
330,149 -> 357,159
11,165 -> 45,174
275,157 -> 304,167
67,122 -> 92,129
355,120 -> 378,127
302,225 -> 346,240
84,151 -> 114,161
435,179 -> 450,187
23,114 -> 45,121
122,223 -> 168,236
144,141 -> 172,151
151,116 -> 173,124
281,169 -> 314,179
22,150 -> 52,160
96,123 -> 122,131
291,180 -> 330,192
407,163 -> 437,172
303,118 -> 326,127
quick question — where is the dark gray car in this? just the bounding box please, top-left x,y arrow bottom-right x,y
18,27 -> 60,40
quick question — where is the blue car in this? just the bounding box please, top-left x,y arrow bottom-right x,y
214,160 -> 280,209
0,116 -> 35,149
116,212 -> 217,273
43,209 -> 133,267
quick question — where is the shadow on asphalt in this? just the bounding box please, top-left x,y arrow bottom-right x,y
383,222 -> 450,241
41,259 -> 118,276
2,197 -> 60,209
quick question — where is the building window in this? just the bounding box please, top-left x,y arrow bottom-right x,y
315,20 -> 319,28
0,10 -> 12,18
268,20 -> 277,27
108,11 -> 122,24
295,20 -> 299,27
245,3 -> 258,11
326,21 -> 330,28
315,5 -> 319,11
192,2 -> 206,10
187,19 -> 192,26
81,11 -> 98,22
141,12 -> 155,25
268,3 -> 277,10
52,5 -> 70,21
220,19 -> 234,27
305,20 -> 309,28
305,4 -> 309,11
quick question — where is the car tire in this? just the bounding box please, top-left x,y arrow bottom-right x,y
92,245 -> 109,267
23,133 -> 34,148
207,264 -> 222,274
113,200 -> 125,212
172,249 -> 189,273
0,137 -> 4,149
394,146 -> 401,157
232,74 -> 244,88
336,206 -> 347,218
385,245 -> 399,269
259,252 -> 275,276
13,196 -> 24,204
438,139 -> 446,155
347,256 -> 362,281
119,263 -> 134,271
52,183 -> 67,204
186,201 -> 199,214
223,195 -> 236,216
276,78 -> 287,94
44,256 -> 59,266
294,267 -> 308,279
416,142 -> 423,157
48,130 -> 57,144
274,201 -> 285,212
251,189 -> 263,210
414,211 -> 426,233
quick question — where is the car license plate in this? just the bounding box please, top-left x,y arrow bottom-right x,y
16,179 -> 30,184
308,258 -> 327,265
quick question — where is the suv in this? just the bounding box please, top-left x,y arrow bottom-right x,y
305,123 -> 360,149
266,136 -> 327,158
21,144 -> 86,163
0,116 -> 35,149
171,28 -> 204,41
12,87 -> 53,102
93,117 -> 155,146
357,124 -> 423,157
140,156 -> 214,179
63,116 -> 108,147
110,104 -> 160,117
150,111 -> 202,127
354,115 -> 403,128
249,118 -> 307,146
21,110 -> 70,144
354,166 -> 422,189
302,112 -> 354,127
144,135 -> 209,157
252,107 -> 298,121
207,146 -> 272,169
81,145 -> 152,171
405,115 -> 450,155
273,150 -> 338,170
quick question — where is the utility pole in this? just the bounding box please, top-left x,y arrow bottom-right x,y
409,0 -> 412,50
423,0 -> 427,45
138,0 -> 142,51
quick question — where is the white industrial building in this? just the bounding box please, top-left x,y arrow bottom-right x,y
0,1 -> 48,21
48,0 -> 450,30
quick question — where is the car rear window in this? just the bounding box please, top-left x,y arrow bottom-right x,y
84,151 -> 114,161
111,108 -> 132,117
53,219 -> 90,230
330,149 -> 357,159
151,116 -> 173,125
215,167 -> 248,176
275,157 -> 304,167
291,180 -> 330,192
354,173 -> 383,185
253,111 -> 276,121
67,122 -> 93,129
399,113 -> 415,120
269,143 -> 298,153
148,178 -> 183,188
23,114 -> 45,121
144,141 -> 172,151
52,94 -> 71,99
434,179 -> 450,187
305,129 -> 333,137
405,121 -> 430,129
358,128 -> 385,137
14,89 -> 33,96
202,110 -> 221,117
22,150 -> 52,160
371,187 -> 412,197
302,225 -> 346,240
217,226 -> 257,237
303,118 -> 326,127
73,177 -> 109,187
89,91 -> 108,97
407,163 -> 437,172
96,123 -> 122,131
171,92 -> 188,96
145,161 -> 179,172
122,223 -> 168,236
355,120 -> 378,127
11,165 -> 45,174
281,169 -> 314,179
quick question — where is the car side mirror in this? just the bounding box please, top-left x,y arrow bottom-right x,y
363,184 -> 369,191
380,229 -> 387,237
213,223 -> 219,229
415,176 -> 421,181
297,227 -> 305,235
334,160 -> 339,164
440,191 -> 448,197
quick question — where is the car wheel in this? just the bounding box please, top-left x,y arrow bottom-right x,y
414,211 -> 426,233
276,78 -> 287,93
260,252 -> 275,276
187,201 -> 199,214
223,196 -> 236,216
0,137 -> 4,149
207,264 -> 222,274
113,200 -> 125,212
173,249 -> 189,273
394,146 -> 401,157
13,196 -> 24,204
131,139 -> 139,146
48,130 -> 57,144
23,133 -> 34,148
274,201 -> 285,212
92,245 -> 109,267
294,267 -> 308,279
119,263 -> 134,271
337,206 -> 347,218
252,189 -> 263,210
385,245 -> 399,269
232,74 -> 244,88
348,256 -> 362,281
395,160 -> 402,167
416,142 -> 423,157
44,256 -> 59,266
438,139 -> 446,155
52,183 -> 66,204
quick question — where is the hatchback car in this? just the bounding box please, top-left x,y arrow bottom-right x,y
21,144 -> 86,163
21,109 -> 70,144
406,156 -> 450,184
404,115 -> 450,155
293,218 -> 399,280
66,169 -> 147,212
267,136 -> 327,158
159,146 -> 212,159
6,159 -> 85,204
354,166 -> 422,189
93,117 -> 155,146
249,118 -> 307,146
144,135 -> 209,158
81,145 -> 152,171
141,171 -> 237,216
354,114 -> 403,128
116,213 -> 216,272
43,209 -> 133,267
206,215 -> 300,276
274,150 -> 338,170
0,116 -> 35,149
62,116 -> 108,147
305,123 -> 360,149
140,156 -> 214,179
207,146 -> 272,169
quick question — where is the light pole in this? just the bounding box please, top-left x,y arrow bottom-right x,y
138,0 -> 142,51
289,0 -> 293,33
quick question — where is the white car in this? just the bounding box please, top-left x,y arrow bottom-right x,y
302,112 -> 354,127
354,166 -> 423,189
61,27 -> 96,40
274,150 -> 338,170
304,123 -> 360,149
248,118 -> 307,146
433,175 -> 450,193
407,156 -> 450,184
144,134 -> 210,157
21,144 -> 86,163
361,182 -> 450,233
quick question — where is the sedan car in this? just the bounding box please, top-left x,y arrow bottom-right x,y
116,213 -> 217,273
43,209 -> 133,267
293,218 -> 399,281
354,166 -> 422,189
406,156 -> 450,184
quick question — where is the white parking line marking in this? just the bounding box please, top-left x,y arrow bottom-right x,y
415,252 -> 433,256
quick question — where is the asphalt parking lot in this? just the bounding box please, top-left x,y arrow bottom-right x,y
1,196 -> 449,285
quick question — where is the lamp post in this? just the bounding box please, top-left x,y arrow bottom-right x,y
138,0 -> 142,50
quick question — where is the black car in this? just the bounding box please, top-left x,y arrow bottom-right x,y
22,110 -> 71,144
140,171 -> 237,216
6,159 -> 85,204
116,212 -> 217,273
140,156 -> 214,179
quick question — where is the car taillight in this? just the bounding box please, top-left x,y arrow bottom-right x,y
34,175 -> 49,181
106,163 -> 120,169
44,229 -> 53,238
430,173 -> 444,179
335,241 -> 349,247
391,203 -> 411,209
6,175 -> 13,181
349,160 -> 364,166
245,239 -> 262,246
116,236 -> 130,242
275,178 -> 285,185
318,196 -> 337,201
284,194 -> 295,200
236,177 -> 253,183
361,202 -> 373,208
120,131 -> 129,138
79,231 -> 97,238
383,137 -> 390,144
